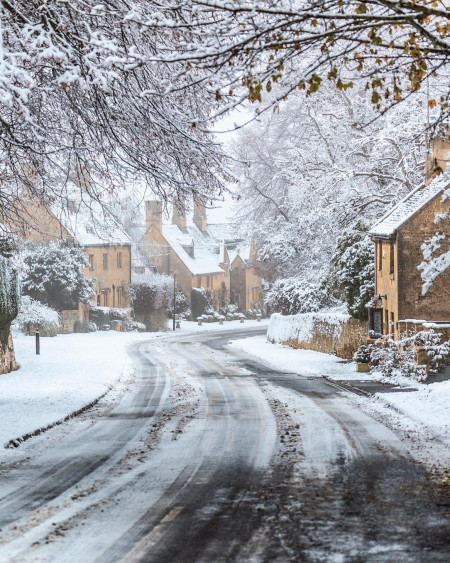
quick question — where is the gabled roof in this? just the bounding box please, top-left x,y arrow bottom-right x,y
51,184 -> 131,247
161,224 -> 224,275
369,173 -> 449,238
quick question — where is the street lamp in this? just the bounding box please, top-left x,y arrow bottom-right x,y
172,271 -> 178,331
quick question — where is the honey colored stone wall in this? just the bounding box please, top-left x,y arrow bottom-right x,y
397,193 -> 450,322
268,313 -> 367,360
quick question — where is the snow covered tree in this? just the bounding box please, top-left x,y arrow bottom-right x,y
0,255 -> 19,374
0,1 -> 225,235
334,228 -> 375,320
232,84 -> 425,284
266,278 -> 326,316
21,242 -> 95,311
142,1 -> 450,124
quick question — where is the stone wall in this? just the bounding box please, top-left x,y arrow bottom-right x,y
58,310 -> 80,334
268,312 -> 367,359
135,309 -> 168,332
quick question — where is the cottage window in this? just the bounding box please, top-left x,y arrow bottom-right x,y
103,253 -> 108,270
117,287 -> 122,307
88,254 -> 94,271
369,309 -> 382,337
104,292 -> 108,307
389,240 -> 394,274
384,309 -> 389,335
97,295 -> 101,306
117,252 -> 122,269
378,242 -> 382,271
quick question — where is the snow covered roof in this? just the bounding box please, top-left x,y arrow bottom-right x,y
369,174 -> 449,238
51,186 -> 131,247
206,223 -> 245,245
161,224 -> 224,275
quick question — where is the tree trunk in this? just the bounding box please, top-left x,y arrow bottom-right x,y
0,324 -> 18,375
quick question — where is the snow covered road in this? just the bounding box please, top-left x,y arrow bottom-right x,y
0,328 -> 449,561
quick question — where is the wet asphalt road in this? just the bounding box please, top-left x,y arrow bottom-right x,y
0,327 -> 449,562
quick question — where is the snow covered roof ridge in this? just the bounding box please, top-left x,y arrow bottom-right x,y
161,224 -> 224,275
369,172 -> 450,238
51,184 -> 131,247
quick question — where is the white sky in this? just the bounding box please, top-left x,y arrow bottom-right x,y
207,106 -> 255,224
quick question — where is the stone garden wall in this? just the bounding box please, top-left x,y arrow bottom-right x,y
267,312 -> 367,359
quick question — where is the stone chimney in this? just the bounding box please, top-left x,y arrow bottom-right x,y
172,197 -> 187,231
146,200 -> 163,233
193,196 -> 207,233
425,125 -> 450,185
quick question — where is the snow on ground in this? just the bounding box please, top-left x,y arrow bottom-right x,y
230,335 -> 450,468
1,320 -> 268,453
230,335 -> 357,379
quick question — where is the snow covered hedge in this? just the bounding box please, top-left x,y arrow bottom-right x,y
268,311 -> 350,344
13,296 -> 60,337
266,278 -> 325,315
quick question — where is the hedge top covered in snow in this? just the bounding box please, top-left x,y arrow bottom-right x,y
267,310 -> 350,344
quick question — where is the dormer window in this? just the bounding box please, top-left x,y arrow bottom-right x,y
182,244 -> 195,259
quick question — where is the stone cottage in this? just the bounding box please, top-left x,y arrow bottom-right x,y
368,125 -> 450,339
143,198 -> 264,314
20,186 -> 132,311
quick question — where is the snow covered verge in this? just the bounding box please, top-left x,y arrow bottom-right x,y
1,330 -> 153,451
1,320 -> 268,454
230,336 -> 450,468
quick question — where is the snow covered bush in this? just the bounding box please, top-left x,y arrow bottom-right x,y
220,304 -> 240,316
246,307 -> 264,319
167,287 -> 191,320
13,296 -> 60,337
266,278 -> 325,315
21,241 -> 95,311
369,330 -> 450,381
333,228 -> 374,320
73,320 -> 97,333
353,344 -> 371,364
127,277 -> 171,317
191,287 -> 215,319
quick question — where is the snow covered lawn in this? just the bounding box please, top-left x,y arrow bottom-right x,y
2,330 -> 152,450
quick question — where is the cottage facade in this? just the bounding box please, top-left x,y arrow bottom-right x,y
21,191 -> 132,309
368,129 -> 450,337
143,199 -> 264,315
229,242 -> 264,313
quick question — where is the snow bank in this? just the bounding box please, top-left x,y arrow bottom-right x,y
230,335 -> 356,379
